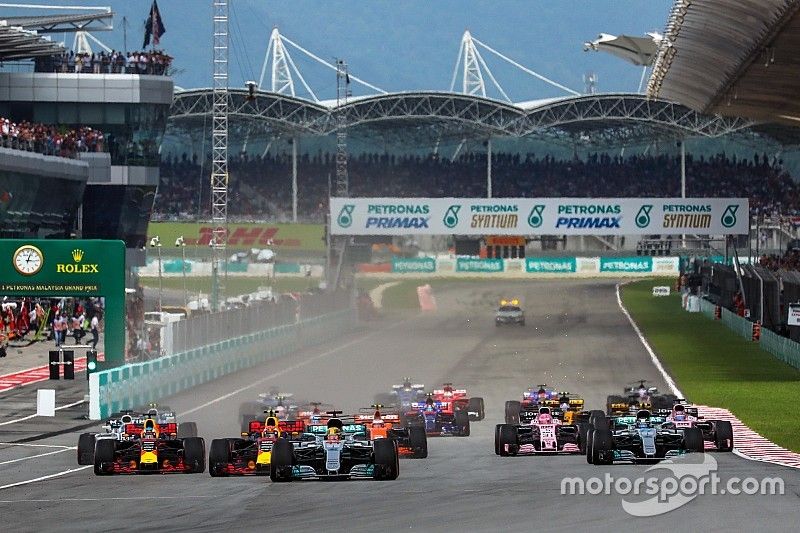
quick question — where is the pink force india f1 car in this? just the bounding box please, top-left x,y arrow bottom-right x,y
494,406 -> 585,456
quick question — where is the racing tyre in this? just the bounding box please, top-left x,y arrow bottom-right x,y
505,400 -> 521,425
183,437 -> 206,473
238,401 -> 263,417
683,427 -> 705,453
374,393 -> 395,407
93,439 -> 116,476
576,423 -> 589,455
240,414 -> 258,433
467,397 -> 485,421
455,408 -> 471,437
585,424 -> 595,464
606,395 -> 626,414
589,410 -> 609,431
591,429 -> 614,465
408,425 -> 428,459
496,424 -> 518,456
209,439 -> 231,477
178,422 -> 198,438
714,421 -> 734,452
651,395 -> 674,411
494,425 -> 502,455
373,439 -> 399,480
269,438 -> 295,482
77,433 -> 96,465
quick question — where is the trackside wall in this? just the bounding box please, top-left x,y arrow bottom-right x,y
89,309 -> 354,419
699,298 -> 800,370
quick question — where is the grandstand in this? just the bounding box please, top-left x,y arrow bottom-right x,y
0,6 -> 173,262
161,28 -> 800,255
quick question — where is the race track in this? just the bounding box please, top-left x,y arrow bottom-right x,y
2,280 -> 798,532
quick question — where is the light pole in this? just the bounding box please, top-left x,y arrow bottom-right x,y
149,236 -> 163,312
209,237 -> 219,312
176,236 -> 188,308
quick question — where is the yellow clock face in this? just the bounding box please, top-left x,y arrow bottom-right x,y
13,245 -> 44,276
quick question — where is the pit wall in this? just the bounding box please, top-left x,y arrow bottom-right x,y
89,309 -> 354,420
357,256 -> 680,278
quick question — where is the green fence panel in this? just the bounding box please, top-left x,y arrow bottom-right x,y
95,309 -> 356,418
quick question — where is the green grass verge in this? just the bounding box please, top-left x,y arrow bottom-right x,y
139,276 -> 322,296
380,280 -> 431,310
622,278 -> 800,452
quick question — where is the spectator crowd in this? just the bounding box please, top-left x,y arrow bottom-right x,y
153,150 -> 800,222
35,50 -> 173,76
1,117 -> 105,158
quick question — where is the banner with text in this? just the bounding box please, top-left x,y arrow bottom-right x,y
330,197 -> 749,236
526,257 -> 577,273
391,257 -> 436,273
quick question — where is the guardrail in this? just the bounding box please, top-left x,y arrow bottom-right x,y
699,298 -> 800,369
90,309 -> 354,419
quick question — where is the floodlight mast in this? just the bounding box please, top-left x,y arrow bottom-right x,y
211,0 -> 229,311
335,59 -> 350,198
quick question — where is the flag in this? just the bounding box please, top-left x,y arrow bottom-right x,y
143,0 -> 166,48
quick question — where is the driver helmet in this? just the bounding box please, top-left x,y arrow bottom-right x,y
673,404 -> 686,421
537,407 -> 553,424
636,409 -> 651,427
537,388 -> 547,401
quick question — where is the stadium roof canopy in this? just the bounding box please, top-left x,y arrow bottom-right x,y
168,89 -> 792,149
0,22 -> 63,60
1,10 -> 113,33
648,0 -> 800,125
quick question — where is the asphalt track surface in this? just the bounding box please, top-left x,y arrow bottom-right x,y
1,280 -> 799,532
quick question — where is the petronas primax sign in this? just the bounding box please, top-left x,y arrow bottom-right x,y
330,198 -> 749,236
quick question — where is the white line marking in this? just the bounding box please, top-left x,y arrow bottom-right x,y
615,282 -> 684,397
0,448 -> 74,466
0,399 -> 86,427
617,282 -> 800,470
0,495 -> 214,504
0,466 -> 91,490
0,443 -> 73,449
0,322 -> 409,493
182,320 -> 408,416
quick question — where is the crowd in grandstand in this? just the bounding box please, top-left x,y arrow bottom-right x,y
758,250 -> 800,271
1,117 -> 104,158
154,150 -> 799,221
35,50 -> 173,76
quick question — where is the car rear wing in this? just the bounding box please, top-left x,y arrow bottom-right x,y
247,419 -> 306,435
124,422 -> 178,437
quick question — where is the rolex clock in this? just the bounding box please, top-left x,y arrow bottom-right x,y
13,244 -> 43,276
